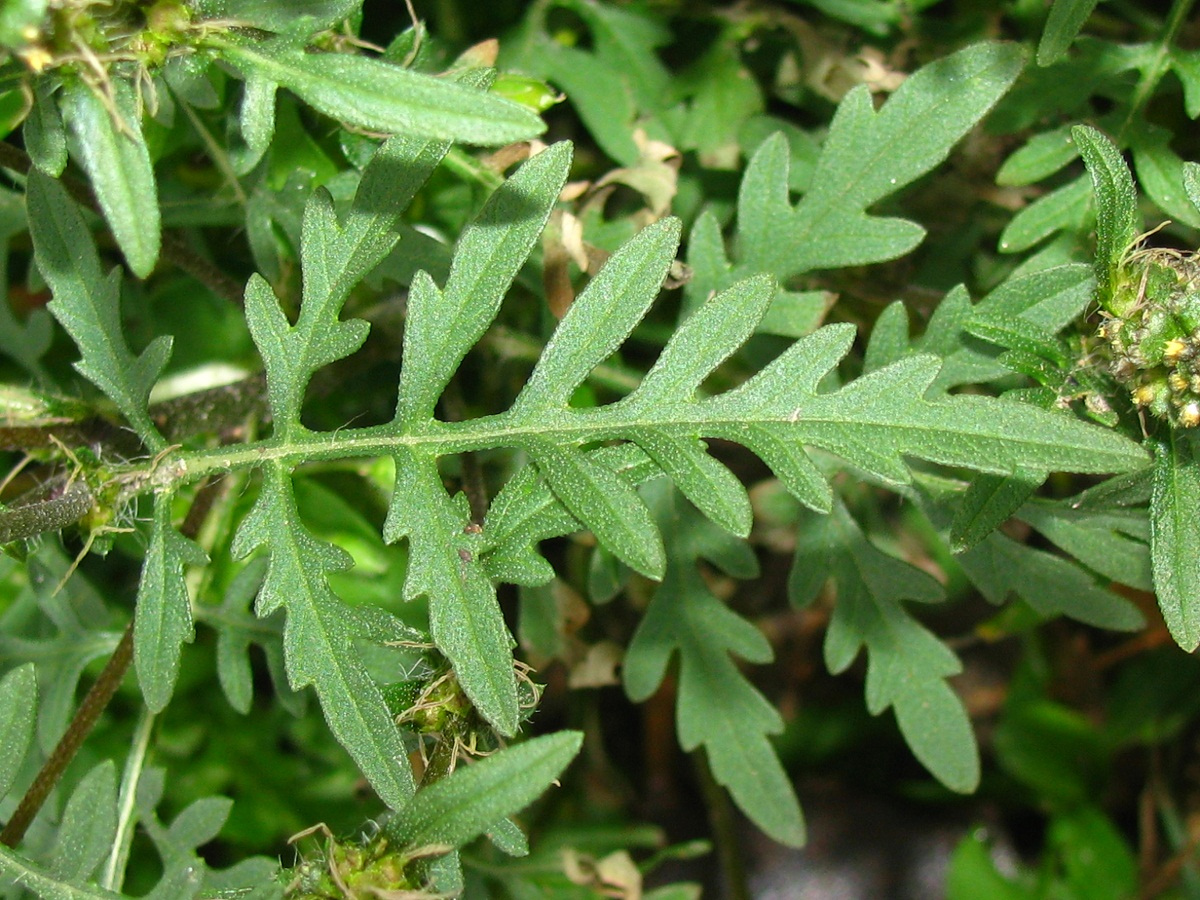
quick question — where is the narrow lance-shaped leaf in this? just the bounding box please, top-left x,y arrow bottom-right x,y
511,217 -> 682,415
232,463 -> 415,808
214,38 -> 545,145
1073,125 -> 1140,305
135,496 -> 208,713
59,77 -> 160,278
26,173 -> 170,452
386,731 -> 582,851
950,467 -> 1046,552
1151,432 -> 1200,650
524,439 -> 665,578
384,448 -> 519,735
1037,0 -> 1100,66
0,663 -> 36,800
397,142 -> 572,423
25,79 -> 67,177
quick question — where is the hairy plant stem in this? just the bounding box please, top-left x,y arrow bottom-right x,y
0,140 -> 245,305
0,622 -> 132,848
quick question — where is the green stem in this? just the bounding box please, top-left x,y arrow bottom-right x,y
101,707 -> 155,891
1117,0 -> 1197,142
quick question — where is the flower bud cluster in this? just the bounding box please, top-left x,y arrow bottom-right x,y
1098,248 -> 1200,428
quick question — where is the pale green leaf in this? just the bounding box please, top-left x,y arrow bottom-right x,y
1172,48 -> 1200,119
996,125 -> 1078,186
232,463 -> 415,808
135,497 -> 208,713
628,432 -> 752,537
247,125 -> 453,432
809,501 -> 980,792
46,761 -> 116,884
1037,0 -> 1100,66
998,175 -> 1091,254
141,861 -> 204,900
26,173 -> 169,451
59,78 -> 160,277
397,142 -> 571,422
951,468 -> 1046,552
624,485 -> 804,847
484,444 -> 661,586
386,731 -> 582,851
231,77 -> 277,175
384,448 -> 519,735
1185,161 -> 1200,215
633,274 -> 773,404
1018,502 -> 1152,591
712,337 -> 1146,483
191,0 -> 358,31
216,38 -> 544,145
1073,125 -> 1140,298
212,559 -> 268,715
956,520 -> 1144,630
0,663 -> 36,800
1132,130 -> 1200,228
1151,433 -> 1200,650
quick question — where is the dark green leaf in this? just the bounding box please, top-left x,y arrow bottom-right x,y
397,142 -> 571,422
232,463 -> 415,809
1073,125 -> 1140,299
624,484 -> 804,846
26,173 -> 169,451
46,761 -> 116,884
216,39 -> 544,145
951,468 -> 1046,552
1151,432 -> 1200,650
387,731 -> 582,851
384,448 -> 519,734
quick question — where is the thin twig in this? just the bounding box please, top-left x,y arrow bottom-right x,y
693,748 -> 751,900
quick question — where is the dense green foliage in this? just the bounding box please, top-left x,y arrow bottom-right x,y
0,0 -> 1198,897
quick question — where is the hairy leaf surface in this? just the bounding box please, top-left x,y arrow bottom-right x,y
217,39 -> 544,145
134,499 -> 207,713
27,174 -> 170,452
232,463 -> 415,808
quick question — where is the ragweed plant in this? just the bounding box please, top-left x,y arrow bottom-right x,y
0,1 -> 1198,898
